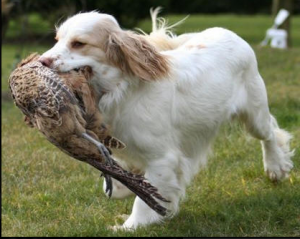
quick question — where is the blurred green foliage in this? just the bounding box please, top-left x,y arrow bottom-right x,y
3,0 -> 300,43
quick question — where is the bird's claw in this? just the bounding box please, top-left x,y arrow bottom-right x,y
100,173 -> 113,198
97,143 -> 114,167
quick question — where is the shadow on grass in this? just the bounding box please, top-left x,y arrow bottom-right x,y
153,186 -> 300,237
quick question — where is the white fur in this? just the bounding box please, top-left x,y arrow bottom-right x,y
41,10 -> 294,230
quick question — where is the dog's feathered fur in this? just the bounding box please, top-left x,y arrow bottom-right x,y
40,8 -> 294,230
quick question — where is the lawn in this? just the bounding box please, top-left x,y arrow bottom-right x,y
2,14 -> 300,237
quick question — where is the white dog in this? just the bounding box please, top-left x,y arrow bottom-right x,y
40,9 -> 294,230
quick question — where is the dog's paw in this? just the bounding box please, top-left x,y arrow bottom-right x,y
265,151 -> 294,182
107,214 -> 131,232
103,178 -> 134,199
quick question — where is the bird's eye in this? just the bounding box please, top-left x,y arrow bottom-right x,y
71,41 -> 85,48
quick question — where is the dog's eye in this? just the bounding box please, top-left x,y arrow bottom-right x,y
71,41 -> 85,48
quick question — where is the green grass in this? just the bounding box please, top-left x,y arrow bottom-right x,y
2,14 -> 300,236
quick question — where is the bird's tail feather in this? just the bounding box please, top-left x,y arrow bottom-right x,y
85,158 -> 170,216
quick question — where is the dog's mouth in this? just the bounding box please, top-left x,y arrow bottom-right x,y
70,66 -> 93,79
71,66 -> 107,99
72,66 -> 92,72
69,66 -> 109,100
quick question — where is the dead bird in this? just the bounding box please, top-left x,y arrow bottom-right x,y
8,53 -> 169,216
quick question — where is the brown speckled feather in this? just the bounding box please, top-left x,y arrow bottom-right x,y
8,53 -> 169,216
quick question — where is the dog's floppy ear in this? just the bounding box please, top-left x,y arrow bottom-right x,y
105,31 -> 169,81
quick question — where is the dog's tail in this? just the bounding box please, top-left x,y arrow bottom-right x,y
137,7 -> 188,51
150,7 -> 188,38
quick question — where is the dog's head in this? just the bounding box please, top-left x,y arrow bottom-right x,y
40,11 -> 169,92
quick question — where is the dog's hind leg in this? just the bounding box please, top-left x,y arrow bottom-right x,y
102,156 -> 135,199
238,72 -> 294,181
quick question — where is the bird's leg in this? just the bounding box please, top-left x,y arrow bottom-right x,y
82,132 -> 114,197
82,132 -> 114,166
